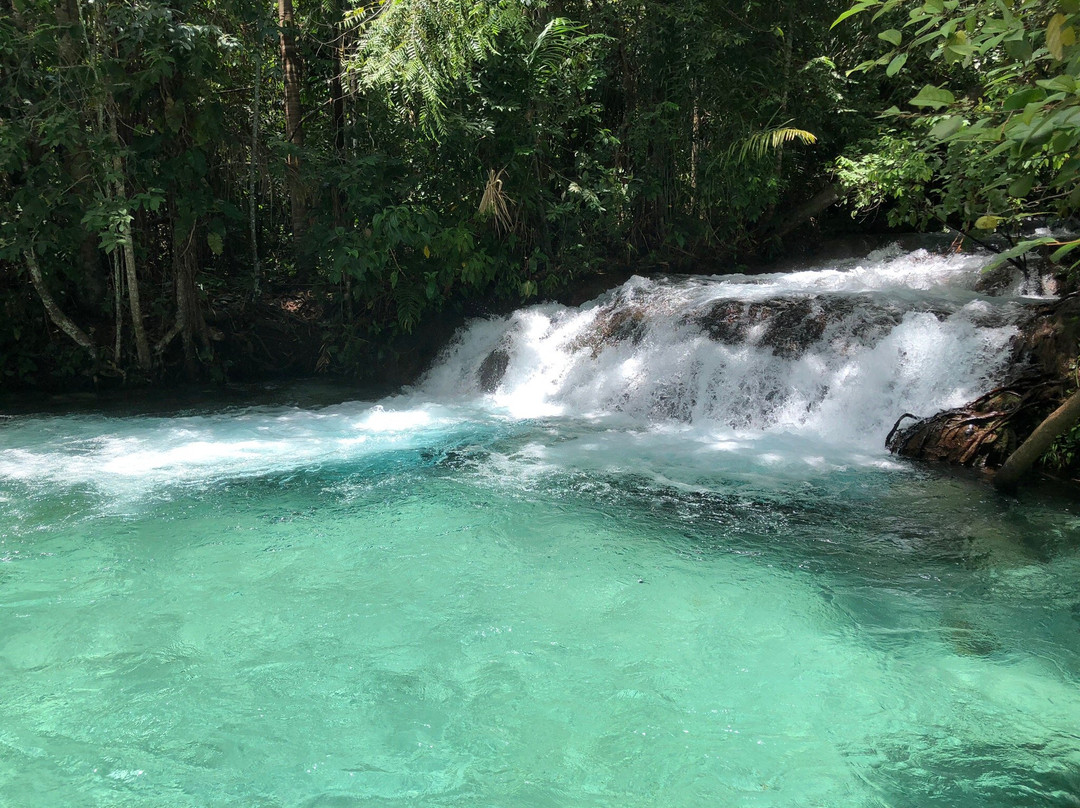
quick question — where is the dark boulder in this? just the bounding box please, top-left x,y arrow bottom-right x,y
477,348 -> 511,392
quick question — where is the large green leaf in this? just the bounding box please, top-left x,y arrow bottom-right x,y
831,1 -> 880,29
909,85 -> 955,109
981,237 -> 1056,273
929,115 -> 964,139
1002,87 -> 1046,111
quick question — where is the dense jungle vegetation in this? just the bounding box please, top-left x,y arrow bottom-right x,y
2,0 -> 1080,389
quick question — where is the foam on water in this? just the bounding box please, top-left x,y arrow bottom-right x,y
418,247 -> 1029,452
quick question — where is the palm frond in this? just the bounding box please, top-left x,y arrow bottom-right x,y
730,126 -> 818,164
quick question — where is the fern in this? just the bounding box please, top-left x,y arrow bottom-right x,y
348,1 -> 593,136
348,0 -> 526,135
729,125 -> 818,164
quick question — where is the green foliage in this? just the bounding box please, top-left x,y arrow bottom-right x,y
834,0 -> 1080,263
1043,361 -> 1080,473
1,0 -> 867,387
730,127 -> 819,165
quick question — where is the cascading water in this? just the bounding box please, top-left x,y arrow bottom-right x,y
421,244 -> 1029,463
2,245 -> 1078,808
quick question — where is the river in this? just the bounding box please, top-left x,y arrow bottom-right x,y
1,244 -> 1078,807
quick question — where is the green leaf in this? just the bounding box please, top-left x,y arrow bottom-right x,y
909,85 -> 956,108
974,215 -> 1003,230
207,232 -> 223,256
1046,13 -> 1073,61
1005,38 -> 1033,62
886,52 -> 908,76
1037,74 -> 1078,93
1002,87 -> 1046,111
879,29 -> 903,46
982,237 -> 1057,272
923,0 -> 945,13
1051,239 -> 1080,262
832,1 -> 880,29
1007,174 -> 1035,197
929,115 -> 964,139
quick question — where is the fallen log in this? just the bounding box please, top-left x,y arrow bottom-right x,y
886,378 -> 1059,469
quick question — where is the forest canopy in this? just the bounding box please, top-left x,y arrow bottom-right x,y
1,0 -> 1077,388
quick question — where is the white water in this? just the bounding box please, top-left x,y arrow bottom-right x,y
421,245 -> 1030,452
0,245 -> 1040,499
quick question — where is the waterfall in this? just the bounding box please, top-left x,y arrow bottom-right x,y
0,244 -> 1048,497
420,246 -> 1036,449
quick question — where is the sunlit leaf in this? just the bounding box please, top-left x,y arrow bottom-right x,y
909,85 -> 955,108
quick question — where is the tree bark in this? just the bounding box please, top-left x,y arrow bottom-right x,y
172,217 -> 211,379
109,104 -> 151,371
278,0 -> 306,250
250,51 -> 262,296
23,248 -> 98,358
993,388 -> 1080,491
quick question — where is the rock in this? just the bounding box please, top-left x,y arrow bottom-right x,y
572,305 -> 650,357
693,295 -> 901,359
973,263 -> 1019,295
477,348 -> 510,392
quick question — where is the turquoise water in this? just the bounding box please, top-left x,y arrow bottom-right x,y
1,401 -> 1079,808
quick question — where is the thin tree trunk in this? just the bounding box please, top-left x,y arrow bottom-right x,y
993,389 -> 1080,491
113,251 -> 123,363
172,216 -> 210,379
775,12 -> 794,180
109,105 -> 151,371
278,0 -> 306,250
56,0 -> 106,308
330,0 -> 346,262
250,51 -> 262,296
23,248 -> 97,358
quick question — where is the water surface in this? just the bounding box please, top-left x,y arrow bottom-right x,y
2,247 -> 1078,807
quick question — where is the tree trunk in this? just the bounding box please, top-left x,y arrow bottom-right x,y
172,217 -> 210,379
109,104 -> 151,371
56,0 -> 106,310
278,0 -> 306,251
993,389 -> 1080,491
112,251 -> 123,363
23,248 -> 97,359
250,51 -> 262,296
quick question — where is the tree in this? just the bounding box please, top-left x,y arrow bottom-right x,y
279,0 -> 307,251
835,0 -> 1080,264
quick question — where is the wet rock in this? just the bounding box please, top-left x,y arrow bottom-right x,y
760,298 -> 831,358
973,263 -> 1020,296
572,305 -> 650,357
477,348 -> 510,392
693,295 -> 901,359
1012,294 -> 1080,378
